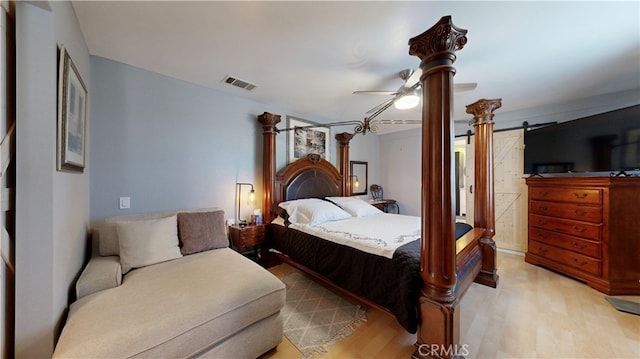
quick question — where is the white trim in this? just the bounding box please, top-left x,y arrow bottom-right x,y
497,247 -> 525,257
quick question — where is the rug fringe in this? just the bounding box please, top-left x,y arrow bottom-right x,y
301,345 -> 329,359
301,306 -> 368,359
327,306 -> 368,345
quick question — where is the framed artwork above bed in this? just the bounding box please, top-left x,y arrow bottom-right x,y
286,116 -> 330,164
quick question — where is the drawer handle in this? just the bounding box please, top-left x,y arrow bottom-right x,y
538,191 -> 549,197
537,247 -> 548,254
572,258 -> 588,266
537,205 -> 548,211
536,232 -> 548,239
573,209 -> 588,216
573,192 -> 588,199
537,219 -> 549,225
572,225 -> 588,233
571,241 -> 588,249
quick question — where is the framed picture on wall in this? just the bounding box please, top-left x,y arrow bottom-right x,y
57,45 -> 88,173
286,116 -> 330,164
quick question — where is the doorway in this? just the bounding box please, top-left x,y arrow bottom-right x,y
454,139 -> 466,219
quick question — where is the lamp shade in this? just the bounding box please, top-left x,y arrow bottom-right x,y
394,92 -> 420,110
235,182 -> 255,225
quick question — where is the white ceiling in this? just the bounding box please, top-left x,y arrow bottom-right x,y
72,1 -> 640,136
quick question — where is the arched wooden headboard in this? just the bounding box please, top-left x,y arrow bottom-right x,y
274,154 -> 342,203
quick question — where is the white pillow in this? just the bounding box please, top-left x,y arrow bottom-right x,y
271,216 -> 286,227
116,215 -> 182,274
326,196 -> 383,217
278,198 -> 351,226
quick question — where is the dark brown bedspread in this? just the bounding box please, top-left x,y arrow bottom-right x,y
268,222 -> 473,333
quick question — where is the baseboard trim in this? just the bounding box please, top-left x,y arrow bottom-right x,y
497,248 -> 525,257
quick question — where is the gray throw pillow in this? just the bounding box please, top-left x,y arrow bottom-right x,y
177,211 -> 228,255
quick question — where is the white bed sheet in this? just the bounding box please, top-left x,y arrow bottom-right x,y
288,213 -> 420,258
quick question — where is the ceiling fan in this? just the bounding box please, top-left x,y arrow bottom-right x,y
278,69 -> 477,136
353,68 -> 477,118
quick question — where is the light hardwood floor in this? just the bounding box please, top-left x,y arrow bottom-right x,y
263,251 -> 640,358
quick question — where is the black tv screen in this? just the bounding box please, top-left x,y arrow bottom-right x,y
524,105 -> 640,174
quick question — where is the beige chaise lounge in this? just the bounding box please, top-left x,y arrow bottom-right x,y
53,208 -> 285,358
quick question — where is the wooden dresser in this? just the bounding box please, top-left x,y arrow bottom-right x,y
525,176 -> 640,295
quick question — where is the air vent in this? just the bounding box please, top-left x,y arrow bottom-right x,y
223,75 -> 257,91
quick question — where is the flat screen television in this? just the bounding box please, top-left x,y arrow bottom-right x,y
523,105 -> 640,175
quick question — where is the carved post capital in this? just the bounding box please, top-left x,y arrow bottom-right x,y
408,15 -> 468,64
466,98 -> 502,123
335,132 -> 354,147
257,112 -> 281,132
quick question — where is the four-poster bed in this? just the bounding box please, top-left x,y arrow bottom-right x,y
257,16 -> 500,358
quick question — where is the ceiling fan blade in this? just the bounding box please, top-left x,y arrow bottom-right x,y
404,68 -> 422,88
404,73 -> 475,92
366,98 -> 395,114
353,90 -> 398,96
453,82 -> 477,92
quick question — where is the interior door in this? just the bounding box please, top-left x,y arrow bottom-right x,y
492,129 -> 527,252
465,129 -> 528,252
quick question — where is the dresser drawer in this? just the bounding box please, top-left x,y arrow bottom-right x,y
529,187 -> 602,205
529,214 -> 601,240
528,227 -> 601,258
529,240 -> 601,276
529,200 -> 602,223
238,225 -> 265,247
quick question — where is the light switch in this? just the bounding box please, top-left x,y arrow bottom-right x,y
119,197 -> 131,209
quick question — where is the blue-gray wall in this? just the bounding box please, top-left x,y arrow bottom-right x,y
89,57 -> 380,222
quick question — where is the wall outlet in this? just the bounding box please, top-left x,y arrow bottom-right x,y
119,197 -> 131,209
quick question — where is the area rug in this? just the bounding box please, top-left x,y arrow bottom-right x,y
280,272 -> 367,358
605,296 -> 640,316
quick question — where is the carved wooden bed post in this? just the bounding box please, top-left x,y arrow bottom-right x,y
409,16 -> 467,358
336,132 -> 355,195
466,99 -> 502,288
257,112 -> 281,224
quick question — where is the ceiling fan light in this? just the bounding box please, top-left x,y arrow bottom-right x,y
394,94 -> 420,110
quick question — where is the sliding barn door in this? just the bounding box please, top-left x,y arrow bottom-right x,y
465,129 -> 527,252
492,130 -> 527,252
0,4 -> 15,359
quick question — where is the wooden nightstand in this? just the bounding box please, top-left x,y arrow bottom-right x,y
370,199 -> 399,214
228,224 -> 266,262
